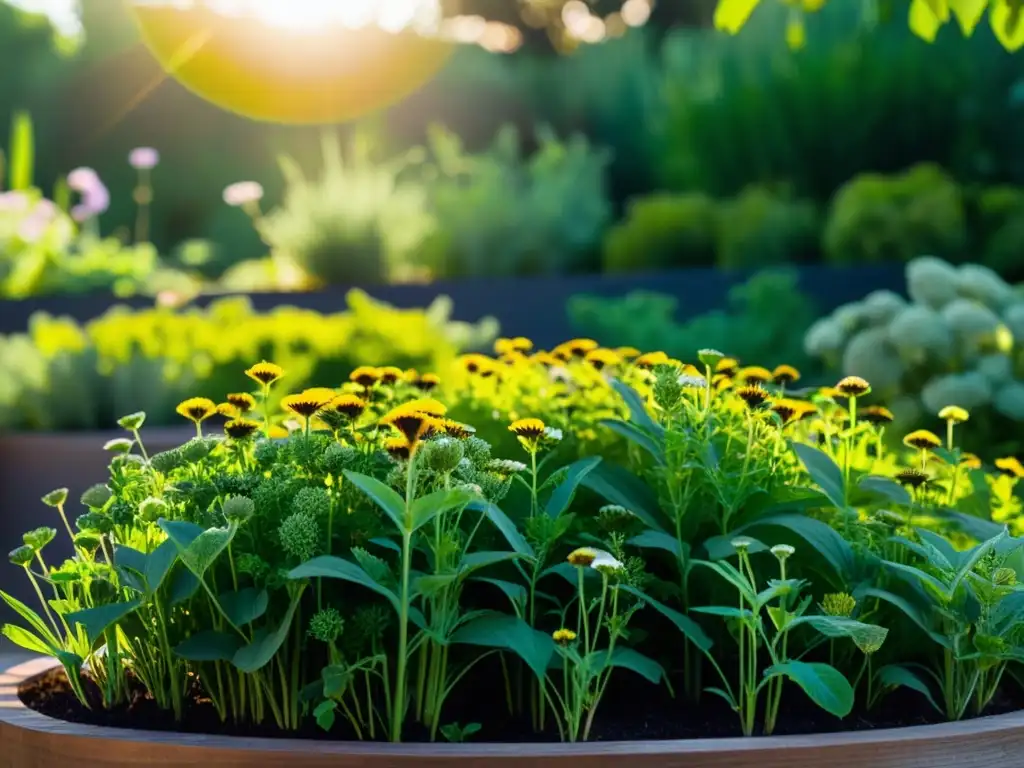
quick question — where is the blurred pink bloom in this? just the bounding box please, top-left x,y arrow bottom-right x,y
223,181 -> 264,207
68,167 -> 110,222
17,199 -> 59,243
129,147 -> 160,170
0,190 -> 31,213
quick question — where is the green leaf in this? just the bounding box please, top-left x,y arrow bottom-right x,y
610,378 -> 664,441
232,587 -> 304,673
764,661 -> 854,718
114,546 -> 148,576
693,559 -> 757,603
65,599 -> 142,646
157,519 -> 203,549
628,529 -> 683,558
343,471 -> 407,533
474,578 -> 526,609
859,476 -> 911,507
410,488 -> 474,532
747,514 -> 855,579
182,527 -> 235,577
451,613 -> 554,681
545,456 -> 602,517
8,111 -> 33,190
458,551 -> 522,577
714,0 -> 762,33
314,699 -> 337,732
599,420 -> 664,466
1,590 -> 61,649
468,500 -> 534,557
933,509 -> 1004,542
144,539 -> 180,593
619,584 -> 712,652
174,630 -> 242,662
692,606 -> 755,619
877,664 -> 941,712
2,625 -> 56,656
597,646 -> 664,684
582,462 -> 666,533
992,0 -> 1024,51
168,567 -> 200,604
791,615 -> 889,654
885,560 -> 951,600
218,588 -> 269,626
951,531 -> 1006,593
289,556 -> 400,614
703,535 -> 767,561
856,587 -> 949,647
792,443 -> 846,510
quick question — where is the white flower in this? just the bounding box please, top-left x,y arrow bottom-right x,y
223,181 -> 264,207
487,459 -> 527,474
590,549 -> 624,573
730,536 -> 755,551
544,427 -> 563,442
771,544 -> 795,561
677,374 -> 707,389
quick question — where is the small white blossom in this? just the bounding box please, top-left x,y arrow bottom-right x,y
590,549 -> 624,573
677,374 -> 707,389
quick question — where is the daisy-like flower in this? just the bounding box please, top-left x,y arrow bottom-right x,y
835,376 -> 871,398
894,468 -> 929,488
495,336 -> 534,356
378,366 -> 404,385
282,392 -> 332,433
731,536 -> 756,552
268,425 -> 291,439
903,430 -> 942,451
772,365 -> 801,385
530,351 -> 559,367
591,550 -> 624,574
459,354 -> 495,375
715,357 -> 740,376
939,405 -> 969,424
245,361 -> 284,388
567,547 -> 598,567
616,346 -> 641,360
544,426 -> 564,443
771,544 -> 795,562
226,392 -> 257,413
553,628 -> 577,645
349,366 -> 381,388
960,453 -> 982,470
634,351 -> 670,369
302,387 -> 338,403
326,394 -> 367,420
770,400 -> 802,424
487,459 -> 528,474
413,372 -> 441,392
224,418 -> 261,440
738,366 -> 773,385
384,437 -> 412,461
563,338 -> 599,357
400,398 -> 447,418
217,402 -> 239,418
736,385 -> 770,410
381,402 -> 444,446
995,457 -> 1024,479
442,419 -> 476,439
859,406 -> 895,425
584,348 -> 622,371
509,418 -> 547,449
176,397 -> 216,424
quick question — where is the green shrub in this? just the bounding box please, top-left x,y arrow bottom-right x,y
569,268 -> 817,369
823,164 -> 966,265
716,186 -> 819,269
975,186 -> 1024,282
420,125 -> 611,278
602,192 -> 719,272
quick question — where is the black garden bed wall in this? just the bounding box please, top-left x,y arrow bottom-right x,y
0,265 -> 906,346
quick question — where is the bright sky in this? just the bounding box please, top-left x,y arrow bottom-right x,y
4,0 -> 82,37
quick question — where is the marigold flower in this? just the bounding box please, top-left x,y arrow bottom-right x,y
771,400 -> 804,424
400,398 -> 448,418
736,385 -> 770,410
282,392 -> 331,420
553,628 -> 577,645
381,403 -> 443,445
226,392 -> 257,413
384,437 -> 412,461
349,366 -> 381,388
176,397 -> 216,424
414,372 -> 441,391
820,593 -> 857,618
378,366 -> 404,385
938,405 -> 969,424
903,430 -> 942,451
326,394 -> 367,420
616,346 -> 641,360
995,457 -> 1024,479
836,376 -> 871,397
224,418 -> 261,440
739,366 -> 773,385
442,419 -> 476,439
894,468 -> 929,488
509,418 -> 546,440
567,547 -> 598,567
494,336 -> 534,356
859,406 -> 895,425
562,338 -> 598,357
302,387 -> 338,403
245,361 -> 284,387
715,357 -> 740,376
635,351 -> 670,369
459,354 -> 495,375
217,402 -> 240,418
772,365 -> 801,385
584,347 -> 622,371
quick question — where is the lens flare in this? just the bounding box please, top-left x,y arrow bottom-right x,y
128,0 -> 455,124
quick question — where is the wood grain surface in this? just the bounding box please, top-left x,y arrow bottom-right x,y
2,656 -> 1022,768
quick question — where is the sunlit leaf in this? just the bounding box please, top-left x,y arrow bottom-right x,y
714,0 -> 763,34
65,599 -> 142,646
764,661 -> 854,718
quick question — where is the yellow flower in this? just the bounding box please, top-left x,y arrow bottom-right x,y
442,419 -> 476,439
176,397 -> 216,424
267,425 -> 290,439
224,418 -> 261,440
735,385 -> 770,410
413,372 -> 441,392
562,338 -> 598,357
634,351 -> 670,369
903,429 -> 942,451
960,453 -> 982,470
302,387 -> 338,403
616,346 -> 641,360
835,376 -> 871,397
226,392 -> 257,413
772,364 -> 801,385
552,628 -> 577,645
995,457 -> 1024,479
400,398 -> 447,418
584,348 -> 623,371
216,402 -> 239,418
738,366 -> 773,385
509,418 -> 546,440
325,394 -> 367,420
378,366 -> 404,385
859,406 -> 894,425
770,399 -> 806,425
381,402 -> 444,445
282,392 -> 331,420
384,436 -> 412,461
494,336 -> 534,356
245,361 -> 284,387
820,593 -> 856,618
459,353 -> 497,376
349,366 -> 381,388
530,351 -> 559,367
938,405 -> 969,424
715,357 -> 740,376
894,468 -> 929,488
567,547 -> 598,567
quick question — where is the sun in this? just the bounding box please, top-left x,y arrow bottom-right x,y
128,0 -> 454,124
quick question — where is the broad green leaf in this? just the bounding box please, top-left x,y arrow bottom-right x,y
369,537 -> 401,553
619,584 -> 712,652
628,529 -> 683,558
410,488 -> 474,532
885,560 -> 951,600
451,613 -> 554,681
951,531 -> 1006,593
764,661 -> 854,718
2,625 -> 56,655
599,420 -> 664,466
474,578 -> 526,608
747,514 -> 855,579
582,462 -> 666,533
232,587 -> 304,673
343,471 -> 407,533
914,531 -> 959,570
792,443 -> 846,510
934,509 -> 1004,542
705,686 -> 737,707
218,588 -> 270,626
174,630 -> 242,662
992,0 -> 1024,51
289,556 -> 400,614
714,0 -> 762,34
591,646 -> 663,684
168,567 -> 200,604
458,551 -> 522,576
467,500 -> 534,557
692,606 -> 755,619
693,559 -> 757,603
792,615 -> 889,654
180,527 -> 234,577
1,591 -> 61,650
703,535 -> 767,561
157,519 -> 203,550
65,599 -> 142,646
415,573 -> 457,598
144,539 -> 180,593
114,546 -> 148,576
877,664 -> 941,712
545,456 -> 602,518
859,476 -> 911,507
539,561 -> 600,587
856,586 -> 949,647
610,378 -> 663,440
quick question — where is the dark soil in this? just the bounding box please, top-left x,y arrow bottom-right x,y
20,664 -> 1024,743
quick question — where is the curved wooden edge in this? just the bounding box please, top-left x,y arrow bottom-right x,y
0,656 -> 1021,767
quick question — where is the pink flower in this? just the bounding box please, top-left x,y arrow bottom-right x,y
67,167 -> 110,222
129,147 -> 160,170
223,181 -> 264,207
